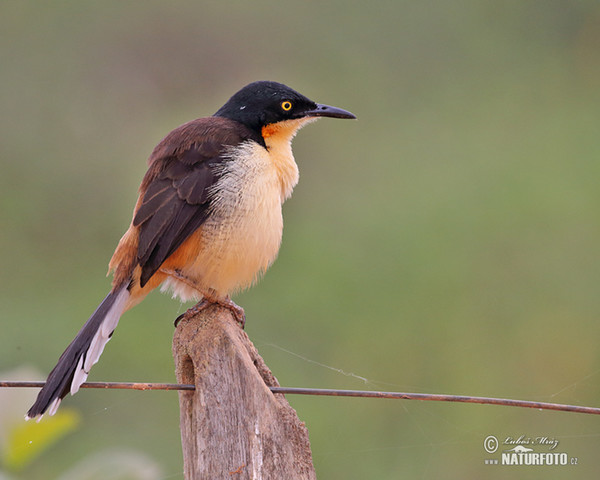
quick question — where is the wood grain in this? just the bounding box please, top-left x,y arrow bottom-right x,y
173,305 -> 316,479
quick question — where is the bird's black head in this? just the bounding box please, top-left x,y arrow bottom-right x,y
214,81 -> 355,134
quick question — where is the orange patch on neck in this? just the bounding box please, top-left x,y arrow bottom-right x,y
261,118 -> 314,141
261,123 -> 281,139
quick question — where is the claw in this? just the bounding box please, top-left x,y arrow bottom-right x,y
174,312 -> 186,327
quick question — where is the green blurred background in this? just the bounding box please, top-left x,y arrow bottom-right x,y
2,1 -> 600,478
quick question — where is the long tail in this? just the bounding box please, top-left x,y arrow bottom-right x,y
26,284 -> 130,420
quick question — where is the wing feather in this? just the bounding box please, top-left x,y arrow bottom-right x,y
133,179 -> 173,226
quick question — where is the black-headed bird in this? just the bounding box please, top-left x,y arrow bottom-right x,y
27,80 -> 356,420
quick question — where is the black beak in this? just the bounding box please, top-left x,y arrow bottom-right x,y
304,103 -> 356,120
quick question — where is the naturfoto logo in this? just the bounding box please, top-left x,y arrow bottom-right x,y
483,435 -> 578,467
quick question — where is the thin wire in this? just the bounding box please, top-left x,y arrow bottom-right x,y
270,387 -> 600,415
0,381 -> 194,391
2,381 -> 599,415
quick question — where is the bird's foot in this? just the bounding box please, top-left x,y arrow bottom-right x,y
217,297 -> 246,328
174,296 -> 246,329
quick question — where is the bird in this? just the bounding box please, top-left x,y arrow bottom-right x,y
26,80 -> 356,420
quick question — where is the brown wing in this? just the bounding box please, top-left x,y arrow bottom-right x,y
132,116 -> 261,287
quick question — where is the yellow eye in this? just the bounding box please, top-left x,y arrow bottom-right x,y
281,100 -> 292,111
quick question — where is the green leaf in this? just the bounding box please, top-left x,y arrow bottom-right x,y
2,409 -> 81,472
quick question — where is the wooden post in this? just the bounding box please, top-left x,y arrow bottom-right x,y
172,305 -> 317,480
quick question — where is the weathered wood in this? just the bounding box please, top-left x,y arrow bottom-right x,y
172,305 -> 317,480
